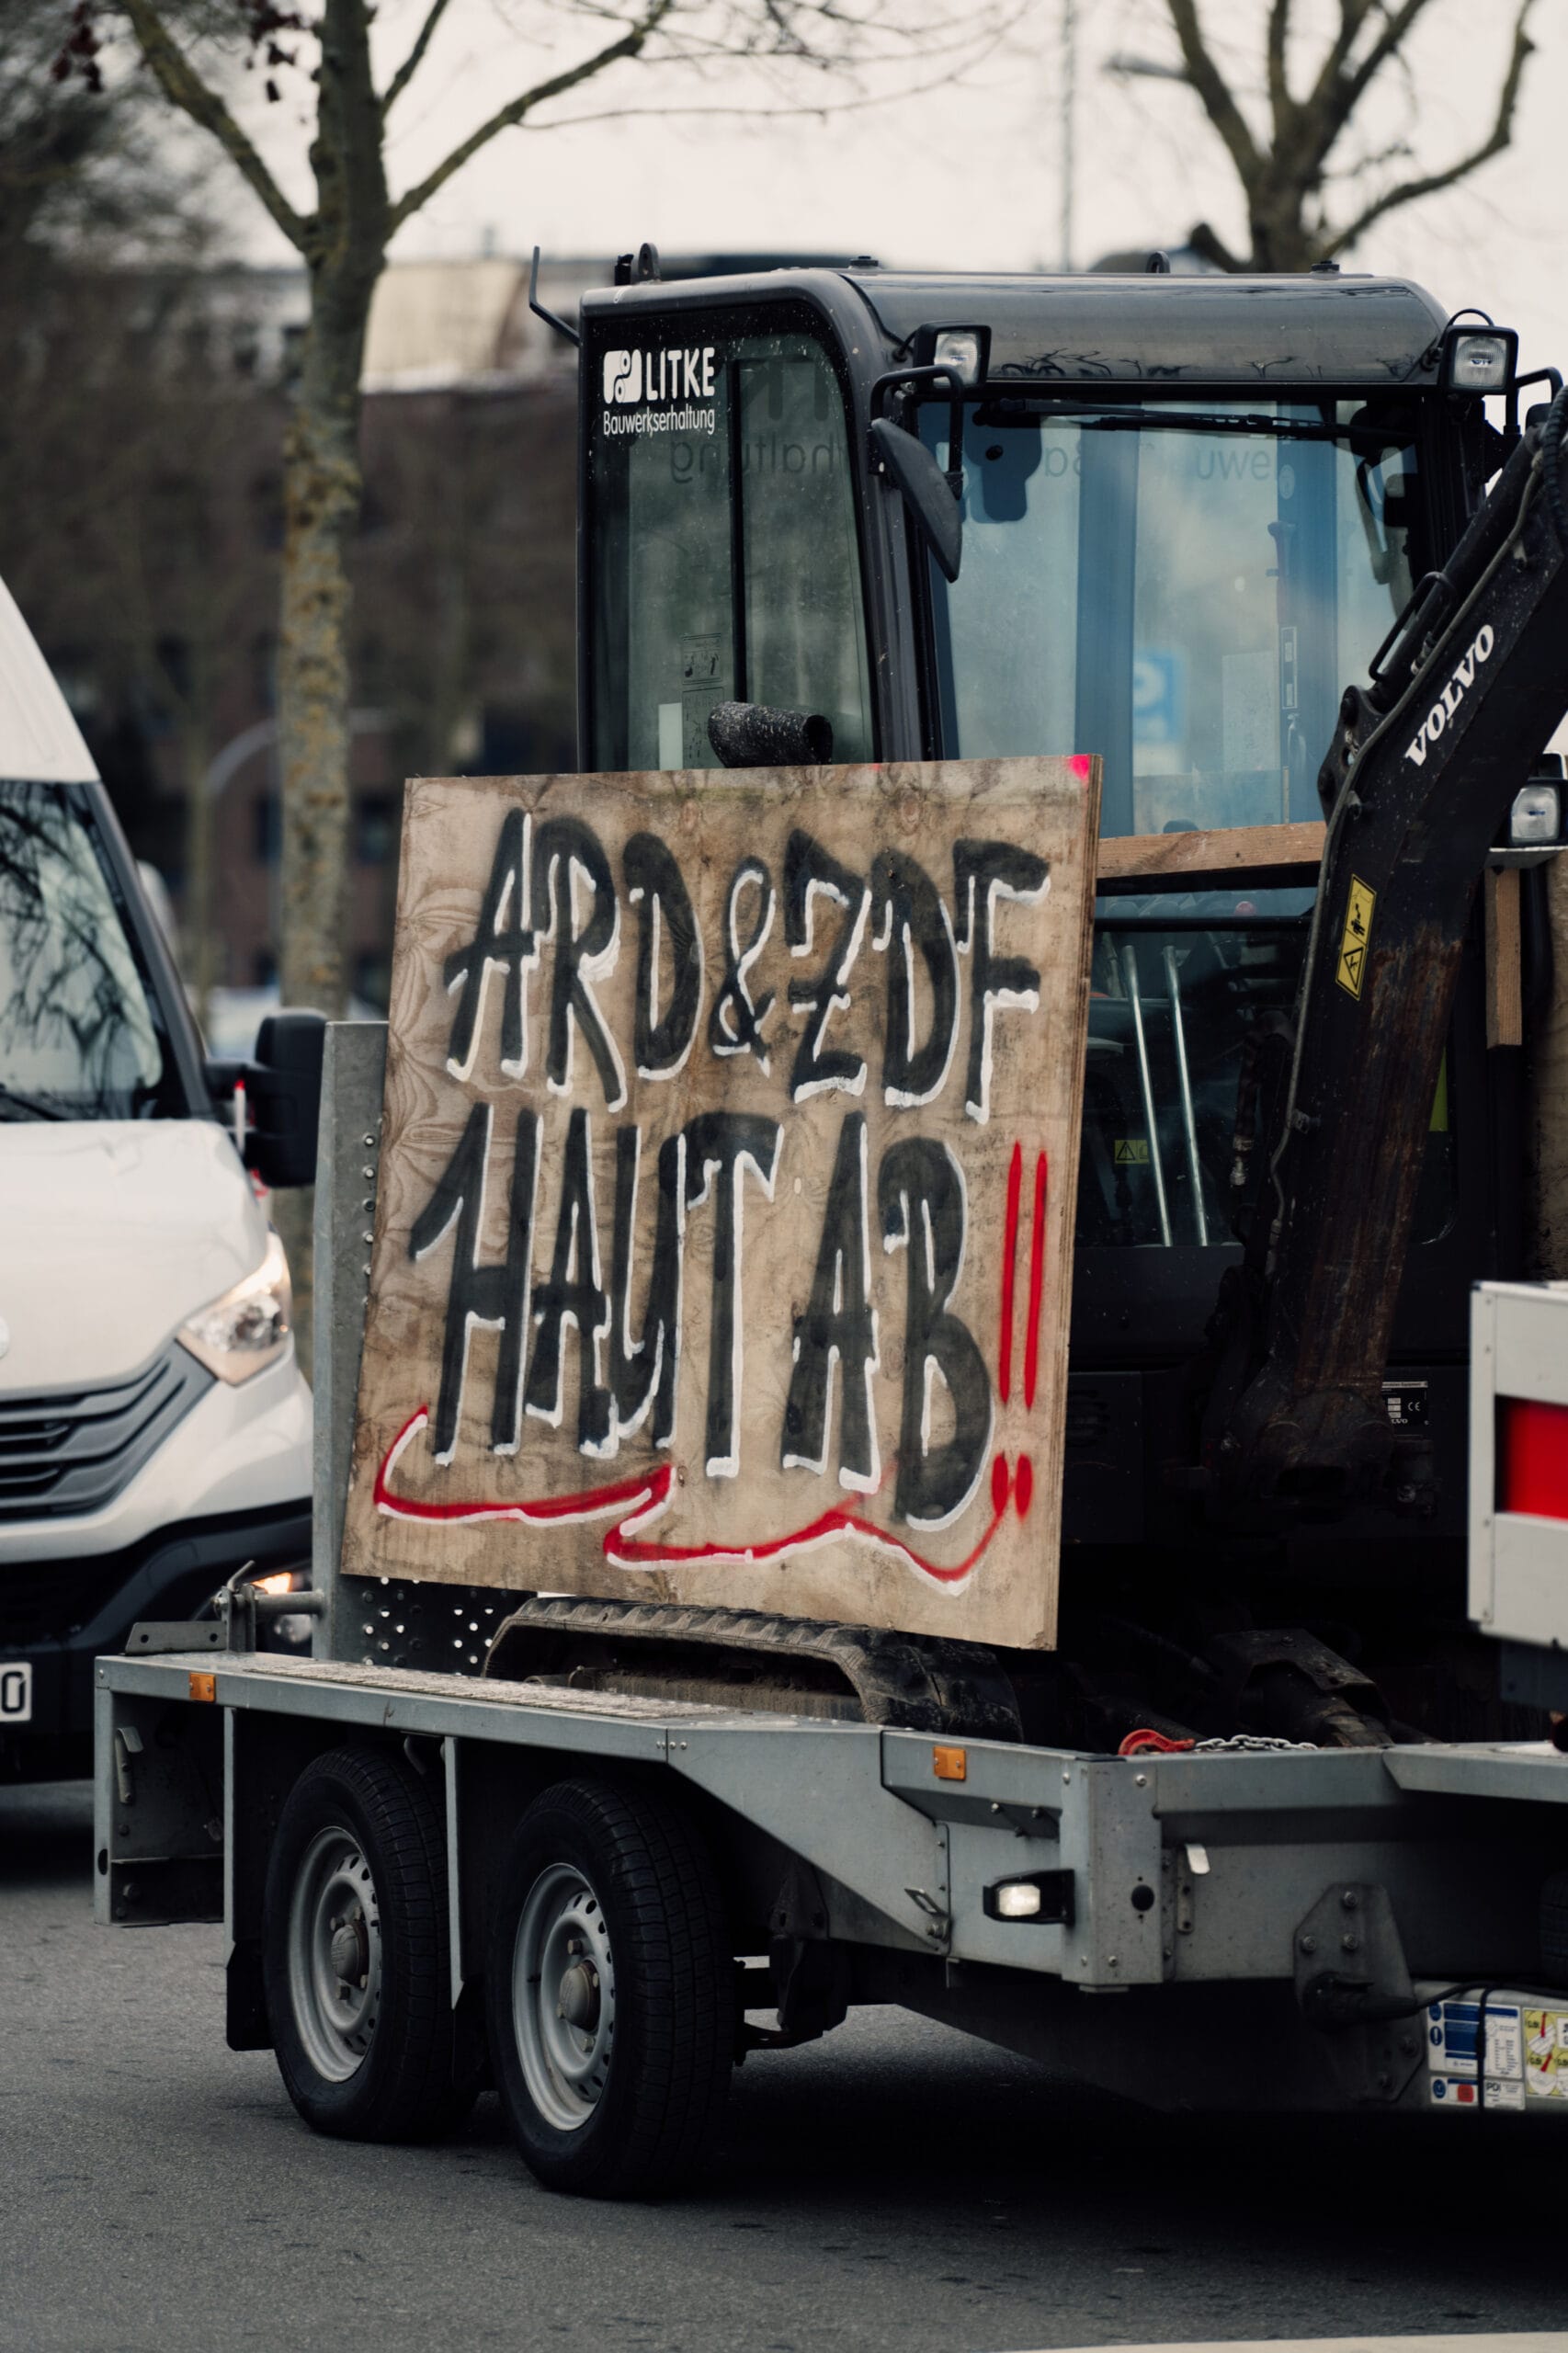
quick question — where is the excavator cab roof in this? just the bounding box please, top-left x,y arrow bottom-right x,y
582,266 -> 1453,389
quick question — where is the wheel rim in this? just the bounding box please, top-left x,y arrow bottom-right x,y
512,1860 -> 617,2131
287,1825 -> 383,2084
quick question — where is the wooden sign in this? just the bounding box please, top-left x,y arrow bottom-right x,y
341,756 -> 1101,1652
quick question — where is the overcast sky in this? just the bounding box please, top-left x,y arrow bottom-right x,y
207,0 -> 1564,373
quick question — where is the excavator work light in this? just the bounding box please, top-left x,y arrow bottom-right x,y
1510,781 -> 1562,845
1443,326 -> 1517,394
915,324 -> 990,387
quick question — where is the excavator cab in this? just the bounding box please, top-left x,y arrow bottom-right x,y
576,263 -> 1533,1597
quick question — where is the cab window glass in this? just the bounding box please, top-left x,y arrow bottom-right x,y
738,353 -> 870,756
591,323 -> 871,770
924,398 -> 1419,836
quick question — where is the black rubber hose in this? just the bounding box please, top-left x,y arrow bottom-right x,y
1540,382 -> 1568,553
707,700 -> 834,769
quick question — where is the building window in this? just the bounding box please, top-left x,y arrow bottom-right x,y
354,951 -> 391,1010
355,792 -> 396,865
254,794 -> 280,865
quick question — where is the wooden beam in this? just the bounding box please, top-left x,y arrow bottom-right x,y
1096,821 -> 1326,895
1485,866 -> 1524,1050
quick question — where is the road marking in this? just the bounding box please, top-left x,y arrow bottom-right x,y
1006,2337 -> 1568,2353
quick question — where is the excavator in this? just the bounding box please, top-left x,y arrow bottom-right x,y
399,250 -> 1568,1754
89,258 -> 1568,2181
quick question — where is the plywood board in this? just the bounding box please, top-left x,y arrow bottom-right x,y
1097,819 -> 1324,892
341,756 -> 1101,1652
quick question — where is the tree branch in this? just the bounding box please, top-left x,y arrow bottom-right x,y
1303,0 -> 1380,118
381,0 -> 453,116
1330,0 -> 1437,136
1266,0 -> 1292,137
1324,0 -> 1536,256
386,5 -> 676,233
1165,0 -> 1262,185
117,0 -> 310,254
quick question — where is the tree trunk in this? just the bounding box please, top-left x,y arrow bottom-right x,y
277,347 -> 362,1014
273,292 -> 373,1381
268,0 -> 391,1381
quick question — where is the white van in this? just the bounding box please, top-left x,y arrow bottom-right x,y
0,575 -> 315,1779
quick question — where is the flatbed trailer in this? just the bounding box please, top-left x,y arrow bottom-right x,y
90,1029 -> 1568,2188
94,1636 -> 1568,2118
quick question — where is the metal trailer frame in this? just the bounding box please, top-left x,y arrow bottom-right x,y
92,1028 -> 1568,2126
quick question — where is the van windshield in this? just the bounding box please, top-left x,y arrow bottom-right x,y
0,783 -> 182,1120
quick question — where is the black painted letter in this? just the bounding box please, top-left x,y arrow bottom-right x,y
878,1137 -> 992,1528
781,1113 -> 879,1492
784,828 -> 869,1100
443,808 -> 538,1082
524,1107 -> 613,1455
533,816 -> 627,1109
952,839 -> 1050,1122
409,1103 -> 539,1461
607,1125 -> 685,1447
684,1111 -> 781,1478
624,832 -> 702,1079
870,847 -> 958,1108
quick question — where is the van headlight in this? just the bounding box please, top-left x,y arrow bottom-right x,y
178,1233 -> 292,1382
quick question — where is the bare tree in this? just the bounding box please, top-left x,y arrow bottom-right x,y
1153,0 -> 1540,273
56,0 -> 960,1029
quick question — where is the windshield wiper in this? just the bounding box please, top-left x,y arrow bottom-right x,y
973,399 -> 1392,448
0,1080 -> 73,1121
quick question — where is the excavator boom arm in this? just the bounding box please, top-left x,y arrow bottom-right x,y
1207,399 -> 1568,1516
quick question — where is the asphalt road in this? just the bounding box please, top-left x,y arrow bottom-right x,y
4,1779 -> 1567,2353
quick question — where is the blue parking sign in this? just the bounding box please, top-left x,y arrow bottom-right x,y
1132,650 -> 1185,748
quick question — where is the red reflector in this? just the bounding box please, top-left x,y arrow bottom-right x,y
1501,1397 -> 1568,1518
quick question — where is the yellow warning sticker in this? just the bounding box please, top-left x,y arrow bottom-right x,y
1524,2008 -> 1568,2098
1335,875 -> 1377,1000
1113,1139 -> 1150,1165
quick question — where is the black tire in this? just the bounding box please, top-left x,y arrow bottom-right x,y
485,1778 -> 733,2198
263,1743 -> 472,2143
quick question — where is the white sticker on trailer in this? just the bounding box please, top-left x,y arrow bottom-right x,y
0,1662 -> 32,1722
1429,2073 -> 1526,2111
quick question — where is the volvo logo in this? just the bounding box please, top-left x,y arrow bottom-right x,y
1403,624 -> 1494,767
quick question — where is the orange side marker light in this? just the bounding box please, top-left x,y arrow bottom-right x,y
932,1745 -> 967,1782
188,1671 -> 217,1704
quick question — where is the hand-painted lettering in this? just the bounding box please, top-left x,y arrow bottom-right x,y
953,840 -> 1051,1123
443,809 -> 537,1082
784,829 -> 869,1101
708,856 -> 776,1071
683,1111 -> 781,1478
879,1137 -> 992,1529
624,832 -> 702,1079
607,1124 -> 685,1448
409,1101 -> 539,1461
870,847 -> 958,1108
533,817 -> 627,1111
781,1112 -> 880,1492
524,1105 -> 613,1454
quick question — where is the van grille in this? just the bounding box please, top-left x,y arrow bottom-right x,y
0,1346 -> 211,1523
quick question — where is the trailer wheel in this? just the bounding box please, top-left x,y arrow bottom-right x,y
264,1744 -> 470,2143
486,1778 -> 732,2198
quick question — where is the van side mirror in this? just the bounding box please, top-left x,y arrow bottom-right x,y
206,1009 -> 326,1190
248,1010 -> 326,1188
